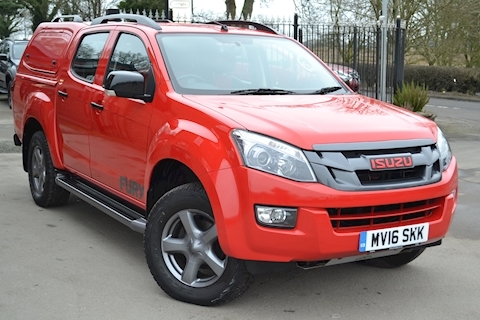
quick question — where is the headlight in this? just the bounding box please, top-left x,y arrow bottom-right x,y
436,127 -> 452,171
232,129 -> 317,182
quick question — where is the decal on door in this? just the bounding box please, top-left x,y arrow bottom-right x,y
120,176 -> 144,200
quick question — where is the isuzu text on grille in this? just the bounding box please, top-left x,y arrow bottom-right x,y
369,155 -> 414,170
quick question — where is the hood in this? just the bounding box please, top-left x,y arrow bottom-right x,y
184,94 -> 437,149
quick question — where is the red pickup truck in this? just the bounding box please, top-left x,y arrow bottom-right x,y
12,14 -> 458,306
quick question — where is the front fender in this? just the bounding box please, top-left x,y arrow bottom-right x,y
146,117 -> 241,182
146,117 -> 243,251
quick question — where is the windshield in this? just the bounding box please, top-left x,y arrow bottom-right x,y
13,42 -> 27,60
156,33 -> 347,95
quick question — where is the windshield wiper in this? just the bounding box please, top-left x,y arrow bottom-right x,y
309,86 -> 343,95
230,88 -> 295,95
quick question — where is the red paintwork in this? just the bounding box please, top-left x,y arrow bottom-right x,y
203,158 -> 457,261
12,19 -> 458,263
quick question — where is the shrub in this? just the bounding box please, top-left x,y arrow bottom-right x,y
393,81 -> 429,112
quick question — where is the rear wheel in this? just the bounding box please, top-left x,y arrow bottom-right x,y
28,131 -> 70,207
144,183 -> 253,306
362,248 -> 425,268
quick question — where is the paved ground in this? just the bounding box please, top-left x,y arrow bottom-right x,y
1,95 -> 479,319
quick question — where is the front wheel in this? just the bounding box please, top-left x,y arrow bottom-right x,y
144,183 -> 253,306
361,248 -> 426,268
28,131 -> 70,207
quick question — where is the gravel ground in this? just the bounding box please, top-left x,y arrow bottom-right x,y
0,141 -> 21,153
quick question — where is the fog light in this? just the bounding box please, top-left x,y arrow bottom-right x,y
255,205 -> 297,229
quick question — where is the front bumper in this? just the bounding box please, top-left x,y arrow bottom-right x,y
203,157 -> 458,263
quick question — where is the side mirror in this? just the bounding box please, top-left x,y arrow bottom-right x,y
104,70 -> 152,102
344,77 -> 359,92
0,53 -> 8,62
333,71 -> 359,92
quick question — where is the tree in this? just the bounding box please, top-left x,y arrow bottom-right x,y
61,0 -> 119,21
225,0 -> 236,19
292,0 -> 480,68
457,0 -> 480,67
0,0 -> 23,38
224,0 -> 270,19
240,0 -> 254,19
22,0 -> 63,32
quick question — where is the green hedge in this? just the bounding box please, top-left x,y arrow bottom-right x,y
404,65 -> 480,94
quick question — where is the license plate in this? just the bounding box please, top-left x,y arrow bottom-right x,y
359,222 -> 429,252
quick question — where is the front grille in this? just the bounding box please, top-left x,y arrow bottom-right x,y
327,197 -> 443,230
356,166 -> 425,185
305,139 -> 441,191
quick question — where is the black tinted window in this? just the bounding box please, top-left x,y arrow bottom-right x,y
106,33 -> 153,93
72,33 -> 109,81
107,33 -> 151,74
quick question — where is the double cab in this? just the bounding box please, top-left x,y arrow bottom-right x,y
12,14 -> 458,306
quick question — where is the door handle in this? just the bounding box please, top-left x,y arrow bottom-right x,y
90,102 -> 104,111
57,90 -> 68,98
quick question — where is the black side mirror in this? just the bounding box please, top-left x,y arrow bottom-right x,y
104,70 -> 152,102
0,53 -> 8,61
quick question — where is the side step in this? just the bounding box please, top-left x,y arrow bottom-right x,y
55,174 -> 147,233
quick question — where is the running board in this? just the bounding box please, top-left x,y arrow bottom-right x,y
55,174 -> 146,233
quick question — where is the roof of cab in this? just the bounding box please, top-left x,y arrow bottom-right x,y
47,13 -> 282,36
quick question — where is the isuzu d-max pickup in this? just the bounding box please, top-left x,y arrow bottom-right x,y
11,14 -> 458,306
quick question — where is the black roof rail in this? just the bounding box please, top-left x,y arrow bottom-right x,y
90,14 -> 161,30
52,15 -> 84,22
210,20 -> 278,35
206,21 -> 228,31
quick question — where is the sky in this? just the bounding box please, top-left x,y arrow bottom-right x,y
192,0 -> 296,19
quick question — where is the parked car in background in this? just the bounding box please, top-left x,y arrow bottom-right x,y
327,63 -> 360,92
0,39 -> 28,108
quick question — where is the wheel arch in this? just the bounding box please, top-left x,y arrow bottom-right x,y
20,92 -> 63,172
146,159 -> 200,213
21,118 -> 43,172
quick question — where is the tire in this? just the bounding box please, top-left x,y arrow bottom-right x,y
28,131 -> 70,207
361,248 -> 425,268
144,183 -> 254,306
